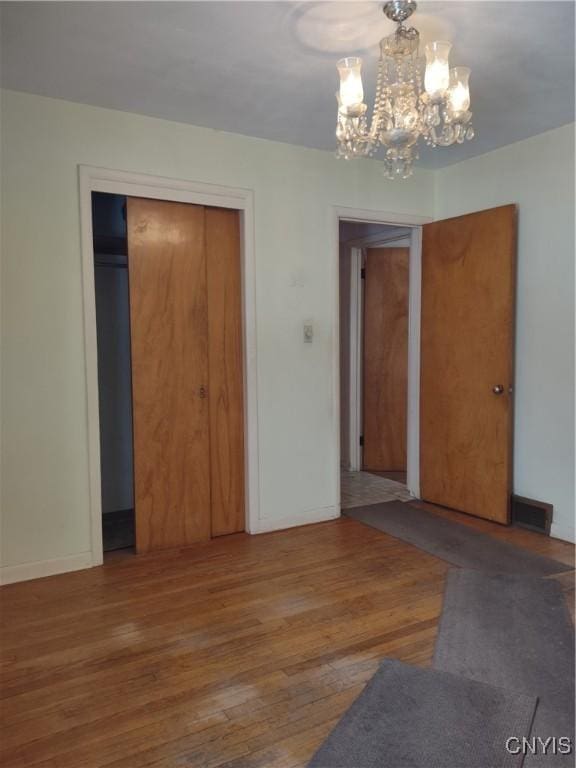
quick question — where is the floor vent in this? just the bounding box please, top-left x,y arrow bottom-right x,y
511,495 -> 552,535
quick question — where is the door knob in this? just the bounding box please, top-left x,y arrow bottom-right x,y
199,385 -> 207,399
492,384 -> 504,395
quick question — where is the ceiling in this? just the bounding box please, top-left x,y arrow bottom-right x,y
339,221 -> 409,242
1,2 -> 574,169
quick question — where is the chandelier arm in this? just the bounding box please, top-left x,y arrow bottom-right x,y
334,0 -> 475,177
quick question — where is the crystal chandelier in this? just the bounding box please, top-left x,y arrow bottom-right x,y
335,0 -> 474,179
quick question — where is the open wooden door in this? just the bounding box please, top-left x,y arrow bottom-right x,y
420,205 -> 516,523
362,247 -> 409,471
127,198 -> 211,552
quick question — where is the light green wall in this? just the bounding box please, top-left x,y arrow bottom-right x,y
0,89 -> 434,572
1,90 -> 573,580
435,124 -> 575,542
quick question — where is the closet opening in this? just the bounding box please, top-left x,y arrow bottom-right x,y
92,192 -> 135,555
91,191 -> 245,559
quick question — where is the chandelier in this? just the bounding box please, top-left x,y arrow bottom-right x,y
335,0 -> 474,179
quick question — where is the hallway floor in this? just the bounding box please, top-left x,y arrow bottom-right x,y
340,470 -> 412,509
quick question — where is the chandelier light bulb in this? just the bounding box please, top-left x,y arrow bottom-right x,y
337,57 -> 364,112
424,41 -> 452,100
448,66 -> 471,116
333,1 -> 475,178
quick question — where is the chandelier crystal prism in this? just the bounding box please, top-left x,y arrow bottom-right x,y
335,0 -> 474,179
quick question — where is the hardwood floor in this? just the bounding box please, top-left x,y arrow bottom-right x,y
0,508 -> 574,768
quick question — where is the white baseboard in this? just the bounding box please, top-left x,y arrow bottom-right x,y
1,509 -> 569,584
252,505 -> 340,534
0,551 -> 94,586
0,509 -> 340,583
550,522 -> 575,544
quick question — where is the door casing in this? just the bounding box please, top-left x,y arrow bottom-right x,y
80,166 -> 260,566
334,207 -> 431,504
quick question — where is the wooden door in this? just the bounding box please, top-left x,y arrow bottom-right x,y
420,205 -> 516,523
362,247 -> 409,471
206,207 -> 245,536
127,198 -> 211,552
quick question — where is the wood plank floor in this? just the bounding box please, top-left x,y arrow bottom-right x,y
1,506 -> 574,768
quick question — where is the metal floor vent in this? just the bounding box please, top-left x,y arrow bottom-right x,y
511,495 -> 553,535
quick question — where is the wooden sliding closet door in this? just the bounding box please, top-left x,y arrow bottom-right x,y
206,207 -> 245,537
127,198 -> 211,553
362,247 -> 409,471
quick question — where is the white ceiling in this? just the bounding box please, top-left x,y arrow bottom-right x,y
1,1 -> 574,169
339,221 -> 410,242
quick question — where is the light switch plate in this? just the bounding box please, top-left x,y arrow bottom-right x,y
303,323 -> 313,343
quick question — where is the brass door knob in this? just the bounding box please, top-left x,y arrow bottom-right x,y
492,384 -> 504,395
199,385 -> 207,399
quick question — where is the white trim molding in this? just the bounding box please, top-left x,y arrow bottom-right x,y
0,552 -> 93,586
349,247 -> 363,472
79,165 -> 260,570
406,227 -> 422,498
252,506 -> 339,534
335,206 -> 432,227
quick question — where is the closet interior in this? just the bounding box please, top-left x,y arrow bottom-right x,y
93,193 -> 135,552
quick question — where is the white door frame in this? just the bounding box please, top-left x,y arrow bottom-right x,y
334,207 -> 431,501
79,165 -> 260,566
349,245 -> 363,472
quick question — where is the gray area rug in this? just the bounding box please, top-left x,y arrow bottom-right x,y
344,501 -> 572,576
308,658 -> 537,768
434,570 -> 575,766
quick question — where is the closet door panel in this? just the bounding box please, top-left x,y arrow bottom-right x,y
127,198 -> 211,552
206,207 -> 245,536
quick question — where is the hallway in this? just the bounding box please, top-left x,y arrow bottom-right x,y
340,471 -> 412,509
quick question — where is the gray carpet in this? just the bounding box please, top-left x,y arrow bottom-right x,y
308,658 -> 537,768
434,570 -> 575,766
344,501 -> 572,576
